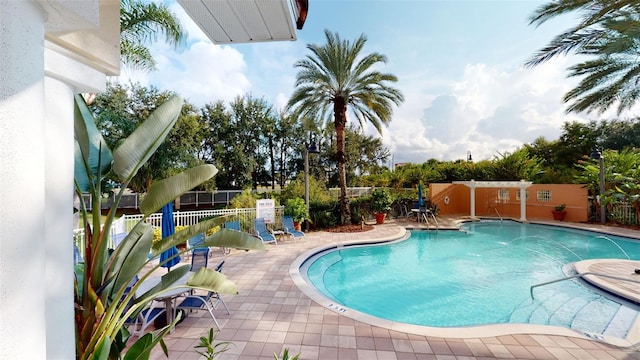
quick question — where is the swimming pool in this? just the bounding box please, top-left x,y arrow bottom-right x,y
299,221 -> 640,341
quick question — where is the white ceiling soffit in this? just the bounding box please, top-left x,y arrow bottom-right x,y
178,0 -> 298,44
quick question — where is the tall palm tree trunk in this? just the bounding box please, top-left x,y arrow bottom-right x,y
334,97 -> 350,224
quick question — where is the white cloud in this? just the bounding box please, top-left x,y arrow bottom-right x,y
387,57 -> 589,163
119,40 -> 250,107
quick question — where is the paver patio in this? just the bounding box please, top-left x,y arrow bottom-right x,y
145,217 -> 640,360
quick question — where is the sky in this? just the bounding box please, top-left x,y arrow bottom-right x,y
121,0 -> 626,165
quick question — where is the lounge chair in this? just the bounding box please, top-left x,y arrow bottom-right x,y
176,260 -> 230,330
282,215 -> 304,241
253,217 -> 277,245
189,247 -> 210,271
225,220 -> 240,231
185,233 -> 207,260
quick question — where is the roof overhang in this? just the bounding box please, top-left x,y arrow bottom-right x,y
453,180 -> 533,189
177,0 -> 309,44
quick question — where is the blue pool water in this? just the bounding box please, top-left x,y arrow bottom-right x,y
305,221 -> 640,337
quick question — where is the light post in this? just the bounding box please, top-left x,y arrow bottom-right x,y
467,151 -> 473,162
304,139 -> 320,230
590,147 -> 606,224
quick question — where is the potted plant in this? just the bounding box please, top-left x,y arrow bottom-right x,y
284,197 -> 309,230
370,188 -> 393,224
552,203 -> 567,221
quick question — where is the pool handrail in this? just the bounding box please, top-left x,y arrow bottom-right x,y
530,271 -> 640,299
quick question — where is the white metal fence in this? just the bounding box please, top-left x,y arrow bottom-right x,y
80,187 -> 398,211
610,202 -> 639,225
73,206 -> 285,254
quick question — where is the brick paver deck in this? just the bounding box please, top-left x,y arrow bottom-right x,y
145,217 -> 640,359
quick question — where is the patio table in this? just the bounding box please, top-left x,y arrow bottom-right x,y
411,208 -> 431,223
135,272 -> 192,331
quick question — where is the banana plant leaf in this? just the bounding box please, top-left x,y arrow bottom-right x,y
151,216 -> 228,256
204,228 -> 266,251
73,94 -> 113,193
112,96 -> 183,180
186,267 -> 238,295
140,164 -> 218,216
105,222 -> 154,301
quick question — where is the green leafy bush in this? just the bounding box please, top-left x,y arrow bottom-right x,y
370,188 -> 393,213
309,200 -> 339,229
284,197 -> 310,223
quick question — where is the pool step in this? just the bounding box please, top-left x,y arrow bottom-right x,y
509,289 -> 631,338
601,305 -> 639,338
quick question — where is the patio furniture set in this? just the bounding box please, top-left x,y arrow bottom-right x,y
128,216 -> 305,337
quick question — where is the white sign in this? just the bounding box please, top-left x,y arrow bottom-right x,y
256,199 -> 275,224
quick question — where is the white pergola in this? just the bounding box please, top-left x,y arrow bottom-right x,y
453,180 -> 533,221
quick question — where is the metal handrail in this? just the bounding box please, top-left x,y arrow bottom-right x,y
429,212 -> 439,230
530,272 -> 640,299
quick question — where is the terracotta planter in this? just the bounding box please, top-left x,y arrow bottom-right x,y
552,210 -> 566,221
375,212 -> 387,224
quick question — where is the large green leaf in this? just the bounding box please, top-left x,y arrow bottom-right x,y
204,228 -> 266,251
134,265 -> 191,304
88,334 -> 111,360
187,267 -> 238,295
151,216 -> 227,257
74,141 -> 91,193
105,222 -> 154,301
112,95 -> 183,181
123,327 -> 171,360
74,94 -> 113,192
139,164 -> 218,216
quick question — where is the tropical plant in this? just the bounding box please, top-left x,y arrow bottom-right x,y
287,29 -> 404,224
280,173 -> 332,205
193,328 -> 232,359
526,0 -> 640,114
229,189 -> 261,209
554,204 -> 567,212
92,83 -> 205,192
73,94 -> 264,359
120,0 -> 186,71
370,188 -> 393,214
274,348 -> 300,360
284,197 -> 310,223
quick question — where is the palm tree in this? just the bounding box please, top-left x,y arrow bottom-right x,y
526,0 -> 640,115
120,0 -> 186,71
287,29 -> 404,224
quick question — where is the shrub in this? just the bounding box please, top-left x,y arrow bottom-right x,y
230,189 -> 261,208
370,188 -> 393,214
284,197 -> 309,223
309,200 -> 339,229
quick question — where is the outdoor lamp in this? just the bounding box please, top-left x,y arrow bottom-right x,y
467,151 -> 472,162
304,138 -> 320,230
589,147 -> 606,224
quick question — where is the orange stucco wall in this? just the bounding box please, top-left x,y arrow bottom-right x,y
429,183 -> 588,222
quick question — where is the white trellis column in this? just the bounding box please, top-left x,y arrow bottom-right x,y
519,180 -> 528,222
469,180 -> 477,219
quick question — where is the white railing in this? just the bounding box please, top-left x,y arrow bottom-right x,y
73,207 -> 285,254
610,202 -> 638,225
82,187 -> 398,210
